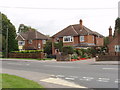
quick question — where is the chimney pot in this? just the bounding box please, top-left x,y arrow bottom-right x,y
79,19 -> 83,29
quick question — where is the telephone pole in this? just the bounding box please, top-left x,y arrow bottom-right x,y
6,26 -> 8,58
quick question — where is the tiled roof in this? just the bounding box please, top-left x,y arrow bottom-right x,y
52,24 -> 104,38
18,30 -> 49,40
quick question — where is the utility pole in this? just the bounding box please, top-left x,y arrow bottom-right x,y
6,26 -> 8,58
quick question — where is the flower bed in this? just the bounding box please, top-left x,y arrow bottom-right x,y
71,58 -> 88,61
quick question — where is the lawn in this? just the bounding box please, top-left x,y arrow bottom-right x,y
1,73 -> 44,88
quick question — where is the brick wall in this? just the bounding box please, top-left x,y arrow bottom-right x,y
9,52 -> 44,59
24,40 -> 44,50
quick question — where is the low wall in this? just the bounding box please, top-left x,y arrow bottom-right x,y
96,55 -> 120,61
56,54 -> 71,61
9,52 -> 44,59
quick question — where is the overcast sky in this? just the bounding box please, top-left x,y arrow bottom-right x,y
0,0 -> 119,36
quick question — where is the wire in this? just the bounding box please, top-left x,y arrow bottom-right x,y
0,6 -> 117,10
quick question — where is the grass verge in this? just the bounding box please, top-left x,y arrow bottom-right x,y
1,73 -> 44,88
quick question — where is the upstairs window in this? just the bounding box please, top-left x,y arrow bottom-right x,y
18,41 -> 25,46
115,45 -> 120,52
63,36 -> 73,42
28,39 -> 32,44
80,36 -> 84,42
42,40 -> 46,44
38,43 -> 41,49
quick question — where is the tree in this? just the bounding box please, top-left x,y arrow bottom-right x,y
104,36 -> 109,46
115,17 -> 120,33
18,24 -> 35,33
1,13 -> 18,57
62,46 -> 74,55
44,41 -> 52,55
54,41 -> 63,52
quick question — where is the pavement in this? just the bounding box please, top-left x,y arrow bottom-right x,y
1,58 -> 119,65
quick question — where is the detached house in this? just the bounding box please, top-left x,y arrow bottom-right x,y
108,26 -> 120,56
16,30 -> 49,50
52,19 -> 104,54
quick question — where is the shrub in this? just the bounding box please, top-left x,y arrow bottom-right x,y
11,50 -> 43,53
71,55 -> 78,59
62,46 -> 74,55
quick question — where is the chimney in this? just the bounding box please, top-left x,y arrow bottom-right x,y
79,19 -> 83,29
109,26 -> 113,42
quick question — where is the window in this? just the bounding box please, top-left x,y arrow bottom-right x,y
18,41 -> 25,46
42,40 -> 46,44
63,36 -> 73,42
92,36 -> 94,41
115,45 -> 120,52
28,40 -> 32,44
80,36 -> 84,42
38,43 -> 41,49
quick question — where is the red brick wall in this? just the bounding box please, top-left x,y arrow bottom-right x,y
96,37 -> 104,46
24,40 -> 44,50
108,34 -> 120,56
56,35 -> 103,47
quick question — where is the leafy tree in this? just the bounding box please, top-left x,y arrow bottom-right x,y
44,41 -> 52,55
18,24 -> 35,33
115,17 -> 120,33
54,41 -> 63,52
104,36 -> 109,46
62,46 -> 74,55
1,13 -> 18,57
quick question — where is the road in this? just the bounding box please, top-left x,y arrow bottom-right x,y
1,59 -> 119,88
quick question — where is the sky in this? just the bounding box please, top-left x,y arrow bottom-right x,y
0,0 -> 120,36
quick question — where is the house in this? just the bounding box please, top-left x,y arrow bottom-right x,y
107,26 -> 120,56
16,29 -> 49,50
52,19 -> 104,54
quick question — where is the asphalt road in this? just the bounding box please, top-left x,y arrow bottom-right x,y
1,59 -> 119,88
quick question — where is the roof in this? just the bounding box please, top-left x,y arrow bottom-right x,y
52,24 -> 104,38
16,30 -> 49,40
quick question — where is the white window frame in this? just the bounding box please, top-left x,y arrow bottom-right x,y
115,45 -> 120,52
28,39 -> 32,44
63,36 -> 74,42
80,36 -> 84,42
18,41 -> 25,46
42,40 -> 46,44
38,43 -> 41,49
92,36 -> 94,41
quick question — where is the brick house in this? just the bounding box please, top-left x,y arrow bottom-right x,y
52,19 -> 104,54
16,30 -> 49,50
108,26 -> 120,56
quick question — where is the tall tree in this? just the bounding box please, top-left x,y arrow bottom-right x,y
18,24 -> 35,33
115,17 -> 120,33
1,13 -> 18,57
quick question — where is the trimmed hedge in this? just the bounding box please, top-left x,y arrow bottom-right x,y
11,50 -> 43,53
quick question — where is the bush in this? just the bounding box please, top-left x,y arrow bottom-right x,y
71,55 -> 78,59
62,46 -> 74,55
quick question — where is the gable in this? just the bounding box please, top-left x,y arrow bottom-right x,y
16,34 -> 25,41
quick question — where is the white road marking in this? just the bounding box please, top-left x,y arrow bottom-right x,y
56,75 -> 65,78
115,79 -> 120,83
40,77 -> 87,88
97,78 -> 110,82
102,68 -> 118,70
69,76 -> 78,78
65,77 -> 75,80
80,77 -> 94,81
